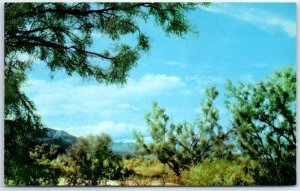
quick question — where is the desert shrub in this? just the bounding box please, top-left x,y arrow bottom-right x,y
5,143 -> 64,186
4,160 -> 61,186
182,158 -> 257,186
122,158 -> 168,177
30,144 -> 65,161
55,134 -> 122,186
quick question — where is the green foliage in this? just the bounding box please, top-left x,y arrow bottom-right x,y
134,86 -> 233,176
182,158 -> 257,186
196,86 -> 234,159
4,58 -> 46,185
4,160 -> 61,186
134,67 -> 296,185
5,142 -> 62,186
5,2 -> 206,84
225,66 -> 296,185
30,144 -> 65,161
258,152 -> 296,185
55,134 -> 122,186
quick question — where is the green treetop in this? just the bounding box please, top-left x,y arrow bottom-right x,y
5,2 -> 209,83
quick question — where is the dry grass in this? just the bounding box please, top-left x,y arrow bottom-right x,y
122,158 -> 168,177
121,158 -> 180,186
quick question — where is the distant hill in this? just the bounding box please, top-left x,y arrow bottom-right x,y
39,128 -> 137,155
38,128 -> 77,150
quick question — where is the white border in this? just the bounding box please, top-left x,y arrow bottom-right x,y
0,0 -> 299,191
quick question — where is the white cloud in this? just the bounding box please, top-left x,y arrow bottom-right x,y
203,4 -> 296,38
124,74 -> 185,96
22,73 -> 185,118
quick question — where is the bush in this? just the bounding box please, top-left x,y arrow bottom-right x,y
55,134 -> 122,185
122,158 -> 168,177
182,158 -> 257,186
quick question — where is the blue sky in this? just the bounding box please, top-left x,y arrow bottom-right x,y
22,3 -> 296,142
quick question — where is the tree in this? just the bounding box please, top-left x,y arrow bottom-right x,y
134,86 -> 232,176
4,2 -> 209,184
195,86 -> 234,159
225,66 -> 296,185
56,134 -> 121,186
4,58 -> 46,185
5,2 -> 209,83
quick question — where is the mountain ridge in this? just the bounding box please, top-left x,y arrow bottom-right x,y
39,128 -> 136,155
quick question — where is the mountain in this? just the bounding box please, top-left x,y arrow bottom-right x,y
38,128 -> 77,150
39,128 -> 137,155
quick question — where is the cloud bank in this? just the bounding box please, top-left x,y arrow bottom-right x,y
23,73 -> 185,117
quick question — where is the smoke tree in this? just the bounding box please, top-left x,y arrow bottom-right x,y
225,66 -> 296,185
134,86 -> 232,176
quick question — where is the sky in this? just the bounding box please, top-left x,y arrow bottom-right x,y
22,3 -> 296,142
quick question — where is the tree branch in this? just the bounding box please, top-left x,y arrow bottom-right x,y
10,34 -> 113,60
258,116 -> 296,149
6,3 -> 149,21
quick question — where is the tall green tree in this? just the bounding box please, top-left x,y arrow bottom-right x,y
4,58 -> 46,185
4,2 -> 209,184
225,66 -> 296,185
134,86 -> 232,176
